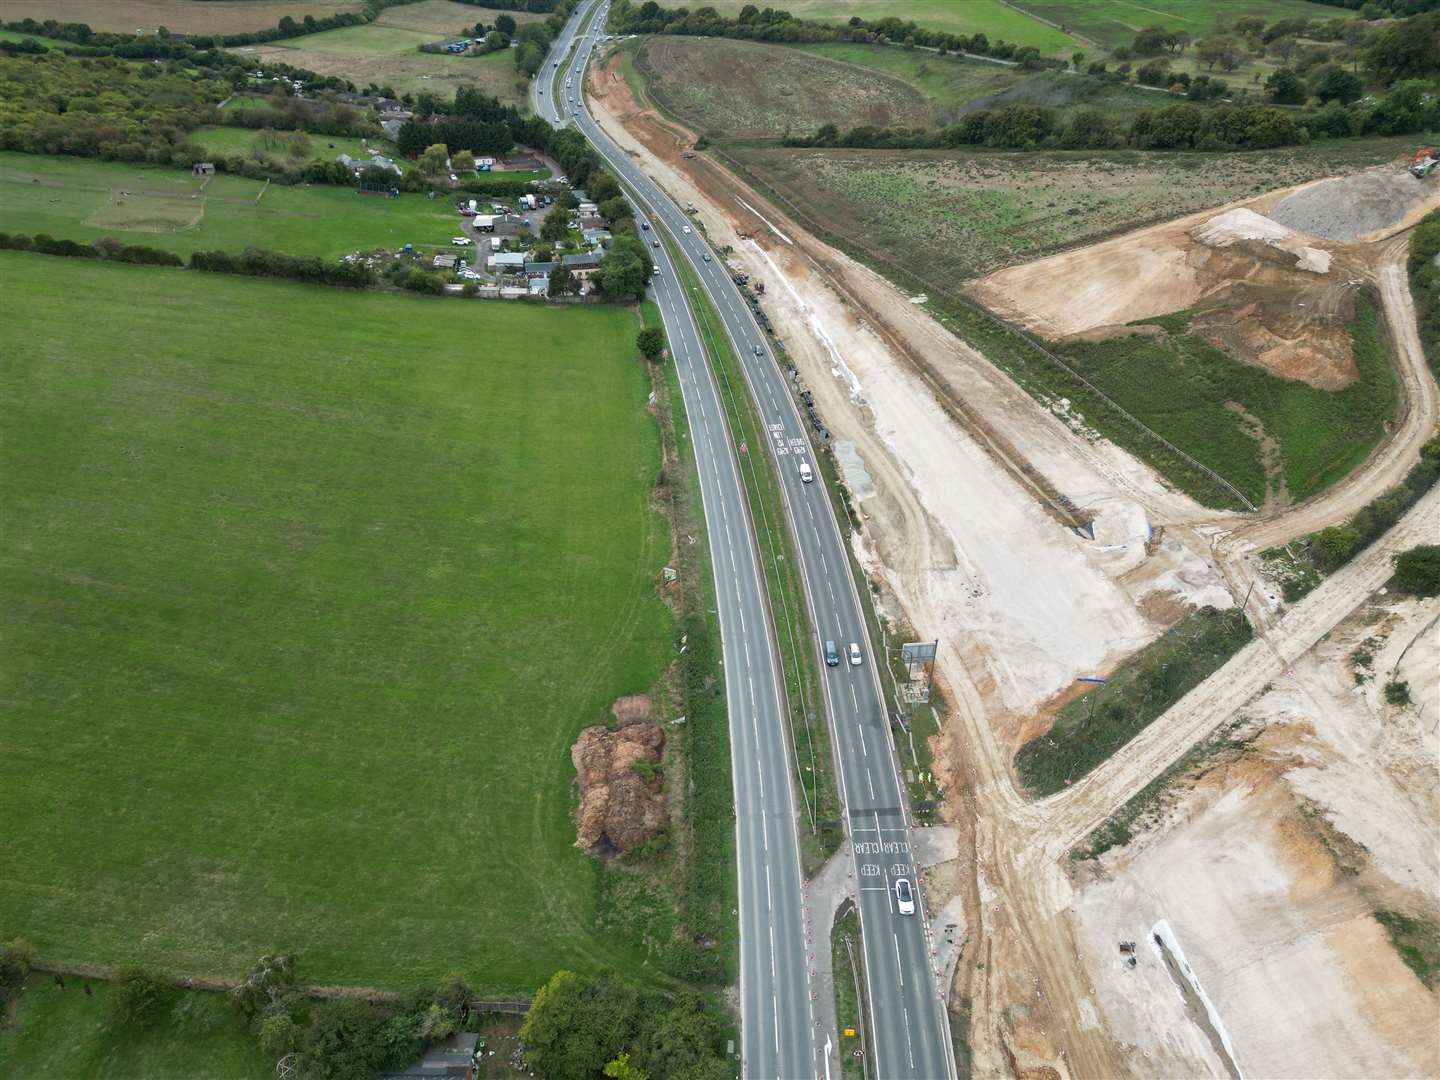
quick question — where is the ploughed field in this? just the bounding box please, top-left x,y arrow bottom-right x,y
0,253 -> 673,990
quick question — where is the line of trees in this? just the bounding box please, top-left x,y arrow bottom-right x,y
786,74 -> 1437,153
0,231 -> 183,265
0,231 -> 381,289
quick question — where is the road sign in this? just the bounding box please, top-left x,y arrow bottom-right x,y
900,641 -> 938,663
844,1028 -> 856,1038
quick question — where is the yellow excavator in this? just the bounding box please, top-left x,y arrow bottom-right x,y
1410,147 -> 1438,179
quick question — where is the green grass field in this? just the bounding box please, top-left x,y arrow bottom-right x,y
0,0 -> 367,35
1012,0 -> 1355,50
187,125 -> 381,168
0,253 -> 674,991
251,22 -> 527,107
0,978 -> 273,1080
0,153 -> 459,258
696,0 -> 1081,53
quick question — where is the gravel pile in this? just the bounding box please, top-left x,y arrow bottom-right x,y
1269,169 -> 1428,242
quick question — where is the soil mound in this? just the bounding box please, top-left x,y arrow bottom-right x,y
1270,169 -> 1431,242
1191,208 -> 1331,273
572,695 -> 666,854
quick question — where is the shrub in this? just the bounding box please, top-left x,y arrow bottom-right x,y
295,999 -> 390,1080
1384,680 -> 1412,707
1394,545 -> 1440,597
106,969 -> 169,1028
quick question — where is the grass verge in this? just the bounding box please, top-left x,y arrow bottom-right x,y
1016,606 -> 1253,797
605,301 -> 738,987
831,905 -> 867,1080
666,237 -> 842,873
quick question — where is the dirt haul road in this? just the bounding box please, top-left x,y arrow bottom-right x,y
587,56 -> 1440,1077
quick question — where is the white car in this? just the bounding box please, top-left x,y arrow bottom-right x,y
895,878 -> 915,916
451,237 -> 472,246
848,643 -> 862,666
653,264 -> 660,274
682,225 -> 691,234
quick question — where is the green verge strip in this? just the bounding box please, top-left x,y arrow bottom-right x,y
831,905 -> 868,1080
1016,606 -> 1254,797
665,236 -> 841,873
642,300 -> 739,986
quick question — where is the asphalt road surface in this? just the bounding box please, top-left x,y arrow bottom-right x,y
538,7 -> 954,1076
536,8 -> 821,1078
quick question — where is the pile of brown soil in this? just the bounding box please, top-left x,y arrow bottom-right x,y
571,695 -> 666,854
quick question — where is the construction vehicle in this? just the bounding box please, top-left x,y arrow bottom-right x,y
1411,147 -> 1438,179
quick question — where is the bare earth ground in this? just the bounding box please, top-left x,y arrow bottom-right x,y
0,0 -> 365,34
1072,590 -> 1439,1079
589,50 -> 1440,1077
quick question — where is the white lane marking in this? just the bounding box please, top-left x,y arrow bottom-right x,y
903,1007 -> 915,1069
857,720 -> 868,756
774,998 -> 781,1056
766,865 -> 772,911
770,925 -> 777,980
894,934 -> 904,987
850,683 -> 859,710
867,771 -> 875,799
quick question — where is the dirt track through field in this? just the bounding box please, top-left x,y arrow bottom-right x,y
587,54 -> 1440,1076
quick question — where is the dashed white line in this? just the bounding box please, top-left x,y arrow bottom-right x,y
894,934 -> 904,987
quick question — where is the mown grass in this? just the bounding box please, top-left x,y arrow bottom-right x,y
256,22 -> 527,106
187,125 -> 380,167
0,152 -> 457,258
668,240 -> 841,873
1374,910 -> 1440,989
0,977 -> 273,1080
1053,297 -> 1398,508
0,253 -> 675,991
698,0 -> 1081,53
1013,0 -> 1355,51
1015,607 -> 1252,797
0,0 -> 367,35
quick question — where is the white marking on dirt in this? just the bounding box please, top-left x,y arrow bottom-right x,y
736,196 -> 793,244
1151,919 -> 1245,1078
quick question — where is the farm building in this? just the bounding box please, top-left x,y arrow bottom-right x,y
524,260 -> 558,279
488,252 -> 527,272
432,252 -> 457,270
582,229 -> 612,248
192,162 -> 215,177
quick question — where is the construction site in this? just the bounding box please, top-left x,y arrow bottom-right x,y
588,47 -> 1440,1078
